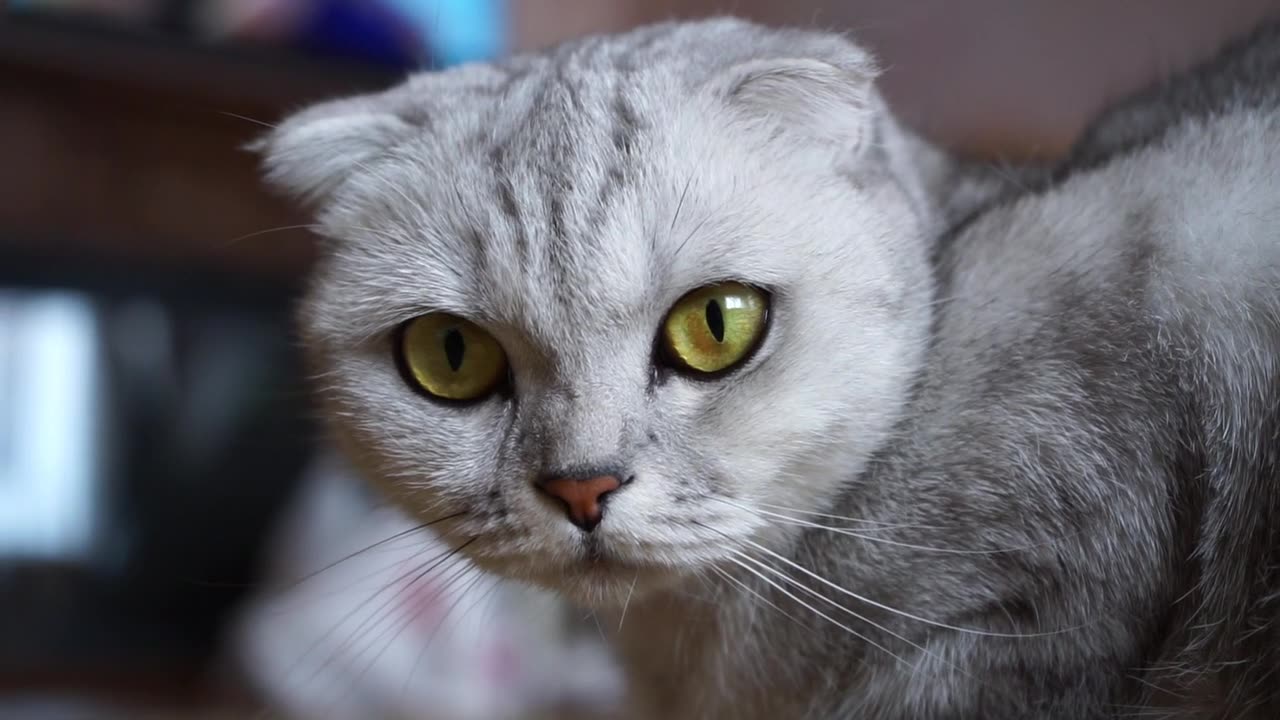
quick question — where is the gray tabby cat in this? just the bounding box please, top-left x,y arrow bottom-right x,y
254,17 -> 1280,719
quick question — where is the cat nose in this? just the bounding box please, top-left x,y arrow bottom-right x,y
535,473 -> 623,532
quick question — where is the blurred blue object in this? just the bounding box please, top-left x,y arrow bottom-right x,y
296,0 -> 428,68
383,0 -> 508,66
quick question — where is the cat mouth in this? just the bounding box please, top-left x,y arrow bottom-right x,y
577,552 -> 655,578
472,540 -> 694,607
574,534 -> 688,573
474,544 -> 660,578
581,533 -> 611,563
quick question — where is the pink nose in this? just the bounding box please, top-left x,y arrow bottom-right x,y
537,475 -> 622,532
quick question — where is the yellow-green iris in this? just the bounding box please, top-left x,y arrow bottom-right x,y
399,313 -> 507,401
662,282 -> 768,375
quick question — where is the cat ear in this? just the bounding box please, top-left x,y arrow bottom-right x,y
716,56 -> 878,156
251,95 -> 416,206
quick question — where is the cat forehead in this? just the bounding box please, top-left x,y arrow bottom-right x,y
328,74 -> 794,313
331,112 -> 787,337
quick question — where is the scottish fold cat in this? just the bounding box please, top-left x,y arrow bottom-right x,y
253,18 -> 1279,719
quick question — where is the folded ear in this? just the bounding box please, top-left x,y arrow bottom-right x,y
715,55 -> 878,158
250,94 -> 416,206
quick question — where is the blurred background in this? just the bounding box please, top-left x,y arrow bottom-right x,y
1,0 -> 1278,716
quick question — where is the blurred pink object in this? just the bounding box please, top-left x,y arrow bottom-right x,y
231,453 -> 623,720
194,0 -> 308,41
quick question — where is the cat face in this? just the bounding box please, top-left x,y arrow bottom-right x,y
263,19 -> 934,606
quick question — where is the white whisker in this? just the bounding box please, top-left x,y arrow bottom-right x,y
730,550 -> 999,686
618,573 -> 639,633
722,499 -> 1055,555
342,553 -> 478,696
286,538 -> 477,694
590,609 -> 607,643
345,564 -> 482,714
724,554 -> 912,669
735,534 -> 1075,638
709,563 -> 807,631
395,566 -> 499,709
748,500 -> 948,530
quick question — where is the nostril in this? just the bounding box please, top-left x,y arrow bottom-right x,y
535,473 -> 625,532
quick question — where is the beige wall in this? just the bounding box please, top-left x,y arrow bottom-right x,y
512,0 -> 1280,158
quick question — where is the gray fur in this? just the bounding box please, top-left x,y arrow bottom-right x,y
257,18 -> 1280,719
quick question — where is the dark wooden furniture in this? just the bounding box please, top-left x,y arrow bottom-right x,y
0,17 -> 398,290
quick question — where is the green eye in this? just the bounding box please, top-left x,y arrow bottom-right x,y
661,282 -> 769,375
398,313 -> 507,401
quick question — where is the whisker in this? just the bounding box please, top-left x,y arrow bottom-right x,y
221,110 -> 279,129
728,546 -> 1034,710
669,173 -> 695,233
617,573 -> 639,633
263,545 -> 459,614
735,534 -> 1075,638
399,569 -> 499,706
323,551 -> 486,720
252,517 -> 460,614
326,541 -> 477,671
346,551 -> 478,684
673,214 -> 713,259
748,500 -> 948,530
287,512 -> 468,591
723,554 -> 911,669
356,562 -> 486,707
218,220 -> 411,250
589,609 -> 607,643
708,564 -> 809,633
285,538 -> 478,694
729,550 -> 995,686
219,223 -> 325,249
723,500 -> 1056,555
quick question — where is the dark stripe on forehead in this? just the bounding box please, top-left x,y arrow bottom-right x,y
529,76 -> 583,306
612,91 -> 642,157
548,194 -> 568,242
596,167 -> 627,213
445,178 -> 490,282
488,142 -> 529,264
558,62 -> 586,113
546,189 -> 574,310
587,84 -> 647,235
466,227 -> 490,280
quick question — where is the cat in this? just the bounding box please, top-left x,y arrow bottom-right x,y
252,17 -> 1280,719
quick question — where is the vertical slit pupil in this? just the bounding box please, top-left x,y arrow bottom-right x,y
705,298 -> 725,343
444,329 -> 466,371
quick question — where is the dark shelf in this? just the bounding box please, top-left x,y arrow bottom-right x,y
0,15 -> 401,283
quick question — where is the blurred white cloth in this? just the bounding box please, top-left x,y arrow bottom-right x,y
231,453 -> 622,720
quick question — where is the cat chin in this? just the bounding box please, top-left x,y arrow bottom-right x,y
541,568 -> 687,610
473,554 -> 692,609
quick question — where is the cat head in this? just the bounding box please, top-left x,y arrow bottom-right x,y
258,18 -> 936,607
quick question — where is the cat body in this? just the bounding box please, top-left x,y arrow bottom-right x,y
256,18 -> 1279,719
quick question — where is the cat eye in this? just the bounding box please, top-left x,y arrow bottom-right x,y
661,282 -> 769,376
397,313 -> 508,402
